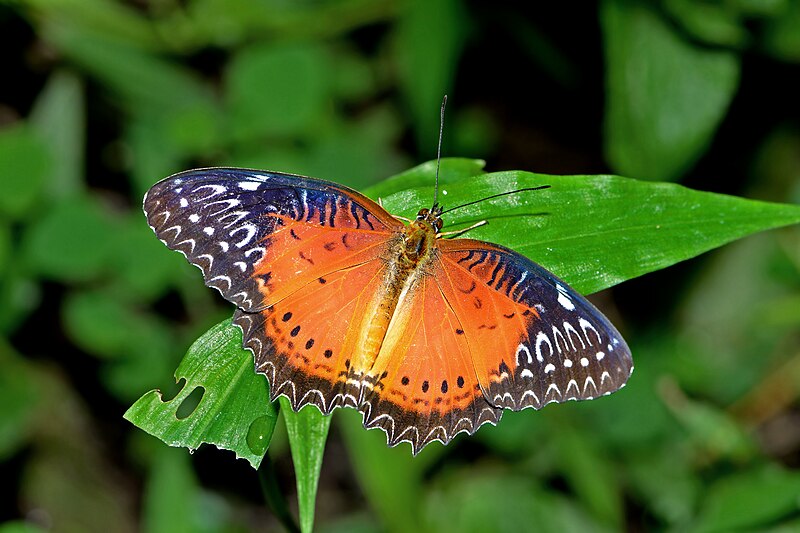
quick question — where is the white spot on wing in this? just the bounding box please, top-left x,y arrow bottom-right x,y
179,198 -> 188,207
188,214 -> 200,223
556,283 -> 576,311
239,181 -> 260,191
203,227 -> 215,236
544,363 -> 555,374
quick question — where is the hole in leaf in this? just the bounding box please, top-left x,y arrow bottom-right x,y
161,378 -> 187,402
176,386 -> 205,419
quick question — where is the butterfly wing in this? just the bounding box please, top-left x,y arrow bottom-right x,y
361,238 -> 632,453
144,168 -> 402,311
234,257 -> 395,414
359,271 -> 503,453
438,239 -> 633,410
144,167 -> 406,417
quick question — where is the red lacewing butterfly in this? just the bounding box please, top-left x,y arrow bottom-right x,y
144,101 -> 633,454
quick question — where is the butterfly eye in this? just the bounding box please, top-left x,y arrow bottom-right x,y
435,218 -> 443,231
416,208 -> 429,220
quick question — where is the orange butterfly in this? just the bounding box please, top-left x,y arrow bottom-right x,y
144,168 -> 633,453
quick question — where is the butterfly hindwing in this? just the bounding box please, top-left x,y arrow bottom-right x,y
439,239 -> 633,411
360,272 -> 502,453
234,257 -> 393,415
143,168 -> 401,311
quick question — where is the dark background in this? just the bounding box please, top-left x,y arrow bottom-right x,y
1,1 -> 799,531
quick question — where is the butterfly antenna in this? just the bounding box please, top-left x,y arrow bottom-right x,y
433,95 -> 447,210
440,185 -> 551,215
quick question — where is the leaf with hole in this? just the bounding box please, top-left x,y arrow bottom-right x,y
124,319 -> 277,468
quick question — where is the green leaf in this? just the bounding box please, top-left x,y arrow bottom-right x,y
226,43 -> 330,140
339,409 -> 430,532
763,0 -> 800,62
377,171 -> 800,295
29,69 -> 85,200
552,423 -> 622,527
124,319 -> 277,468
44,22 -> 213,116
364,157 -> 486,199
396,0 -> 467,153
23,196 -> 117,282
0,124 -> 51,218
424,471 -> 609,533
693,465 -> 800,532
142,447 -> 199,533
602,0 -> 740,181
280,398 -> 332,533
0,522 -> 48,533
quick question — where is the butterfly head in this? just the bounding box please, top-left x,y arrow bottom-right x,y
415,204 -> 444,234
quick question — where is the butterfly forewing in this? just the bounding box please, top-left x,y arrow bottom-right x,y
143,168 -> 401,311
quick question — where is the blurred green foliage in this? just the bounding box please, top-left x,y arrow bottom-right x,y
1,1 -> 800,532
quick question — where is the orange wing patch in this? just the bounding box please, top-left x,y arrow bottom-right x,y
252,214 -> 396,307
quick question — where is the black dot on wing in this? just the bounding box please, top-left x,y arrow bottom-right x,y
282,312 -> 292,322
305,338 -> 314,350
441,380 -> 448,393
319,277 -> 326,284
401,376 -> 410,386
455,328 -> 464,335
324,349 -> 333,358
290,325 -> 300,337
422,380 -> 429,393
457,376 -> 465,388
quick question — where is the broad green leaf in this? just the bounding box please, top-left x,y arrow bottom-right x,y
29,69 -> 85,200
763,0 -> 800,62
552,424 -> 622,527
364,157 -> 486,199
226,43 -> 330,140
396,0 -> 467,153
25,0 -> 160,50
339,409 -> 430,533
692,465 -> 800,532
0,522 -> 48,533
142,447 -> 199,533
23,196 -> 117,282
43,22 -> 213,116
63,288 -> 178,401
376,171 -> 800,295
662,0 -> 750,48
424,472 -> 609,533
602,0 -> 740,181
280,398 -> 332,533
0,124 -> 50,218
124,319 -> 277,468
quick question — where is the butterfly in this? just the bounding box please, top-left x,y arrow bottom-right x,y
144,168 -> 633,454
